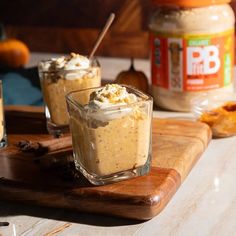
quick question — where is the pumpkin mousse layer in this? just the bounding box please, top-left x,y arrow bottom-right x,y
70,84 -> 152,177
39,53 -> 101,126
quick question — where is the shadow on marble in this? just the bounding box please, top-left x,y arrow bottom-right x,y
0,201 -> 144,227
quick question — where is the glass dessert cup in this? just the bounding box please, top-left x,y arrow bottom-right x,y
0,80 -> 7,148
38,57 -> 101,137
66,85 -> 153,185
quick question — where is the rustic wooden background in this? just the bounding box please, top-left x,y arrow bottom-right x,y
0,0 -> 236,58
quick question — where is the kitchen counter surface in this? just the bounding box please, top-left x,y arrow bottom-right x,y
0,53 -> 236,236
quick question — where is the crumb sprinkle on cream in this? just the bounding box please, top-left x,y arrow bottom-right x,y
89,84 -> 138,109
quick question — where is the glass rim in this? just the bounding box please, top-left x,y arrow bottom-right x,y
38,56 -> 99,73
66,84 -> 153,112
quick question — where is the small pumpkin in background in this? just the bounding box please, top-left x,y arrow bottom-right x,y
114,58 -> 149,93
0,24 -> 30,68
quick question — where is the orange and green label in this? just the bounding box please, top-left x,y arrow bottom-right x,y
150,29 -> 234,92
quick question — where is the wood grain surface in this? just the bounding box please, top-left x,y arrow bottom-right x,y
0,106 -> 212,220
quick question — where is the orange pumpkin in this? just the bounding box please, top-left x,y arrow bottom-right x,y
0,38 -> 30,68
114,58 -> 149,93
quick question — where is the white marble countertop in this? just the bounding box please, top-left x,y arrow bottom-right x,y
1,53 -> 236,236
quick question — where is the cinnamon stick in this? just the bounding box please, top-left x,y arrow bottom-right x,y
17,135 -> 72,156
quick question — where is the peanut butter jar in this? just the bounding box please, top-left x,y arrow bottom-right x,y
149,0 -> 235,111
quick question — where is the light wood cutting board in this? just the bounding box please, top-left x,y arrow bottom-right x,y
0,106 -> 211,220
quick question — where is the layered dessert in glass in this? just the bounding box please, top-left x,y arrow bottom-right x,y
66,84 -> 153,185
38,53 -> 101,136
0,80 -> 7,148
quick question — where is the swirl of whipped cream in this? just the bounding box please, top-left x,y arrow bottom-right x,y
88,84 -> 138,109
42,53 -> 95,80
44,53 -> 90,71
86,84 -> 139,122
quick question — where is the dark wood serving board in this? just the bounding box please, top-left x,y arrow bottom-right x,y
0,106 -> 211,220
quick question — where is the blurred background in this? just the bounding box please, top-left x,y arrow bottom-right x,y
1,0 -> 236,105
0,0 -> 153,58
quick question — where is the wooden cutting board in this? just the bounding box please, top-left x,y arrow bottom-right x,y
0,106 -> 211,220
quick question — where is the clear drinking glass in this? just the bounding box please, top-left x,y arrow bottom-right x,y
38,57 -> 101,137
66,85 -> 153,185
0,80 -> 7,148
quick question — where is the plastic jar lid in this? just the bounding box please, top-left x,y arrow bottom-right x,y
152,0 -> 231,8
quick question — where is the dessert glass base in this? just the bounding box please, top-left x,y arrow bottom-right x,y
46,121 -> 69,137
45,106 -> 69,137
74,155 -> 151,185
0,135 -> 7,148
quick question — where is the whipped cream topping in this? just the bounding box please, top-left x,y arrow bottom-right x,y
88,84 -> 138,109
43,53 -> 90,71
41,53 -> 98,80
86,84 -> 139,123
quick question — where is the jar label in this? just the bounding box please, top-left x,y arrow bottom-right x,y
150,29 -> 234,92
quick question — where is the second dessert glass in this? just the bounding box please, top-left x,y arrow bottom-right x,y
38,56 -> 101,136
0,80 -> 7,148
66,85 -> 153,185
